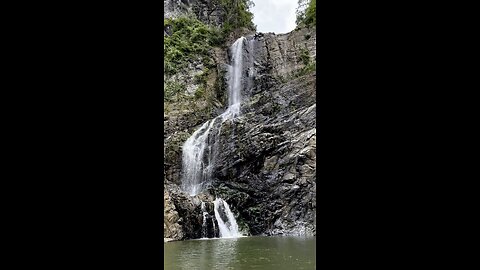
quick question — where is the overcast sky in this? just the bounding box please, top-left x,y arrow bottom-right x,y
250,0 -> 297,34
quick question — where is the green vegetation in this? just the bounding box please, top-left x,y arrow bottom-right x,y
164,0 -> 255,76
304,0 -> 316,26
295,0 -> 309,25
163,0 -> 255,104
297,48 -> 316,77
164,17 -> 222,75
298,61 -> 316,76
193,68 -> 209,85
193,69 -> 209,99
217,0 -> 256,37
164,81 -> 186,102
277,47 -> 315,82
296,0 -> 316,27
164,0 -> 256,101
163,16 -> 220,102
299,48 -> 310,66
299,47 -> 315,74
164,79 -> 207,103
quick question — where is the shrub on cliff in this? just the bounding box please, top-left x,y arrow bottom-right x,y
218,0 -> 256,36
304,0 -> 316,26
296,0 -> 316,28
164,17 -> 221,75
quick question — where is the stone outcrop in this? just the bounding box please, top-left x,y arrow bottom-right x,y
164,0 -> 226,28
212,75 -> 316,236
164,185 -> 184,240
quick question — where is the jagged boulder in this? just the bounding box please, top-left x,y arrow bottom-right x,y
164,185 -> 184,240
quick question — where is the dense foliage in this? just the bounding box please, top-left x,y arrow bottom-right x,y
296,0 -> 316,27
304,0 -> 316,26
164,17 -> 221,75
164,0 -> 256,76
295,0 -> 309,25
217,0 -> 256,36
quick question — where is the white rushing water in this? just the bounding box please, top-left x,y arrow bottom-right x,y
227,37 -> 245,115
181,120 -> 216,196
201,201 -> 208,239
181,37 -> 246,196
180,37 -> 247,239
213,198 -> 242,238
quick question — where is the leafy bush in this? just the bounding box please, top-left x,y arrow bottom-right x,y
218,0 -> 256,37
163,1 -> 256,101
296,0 -> 316,28
304,0 -> 316,26
299,48 -> 310,66
295,0 -> 309,25
164,17 -> 220,75
164,81 -> 185,102
294,48 -> 316,78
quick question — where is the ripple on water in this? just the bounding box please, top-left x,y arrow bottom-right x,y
164,236 -> 316,270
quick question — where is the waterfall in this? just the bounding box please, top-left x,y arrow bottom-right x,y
181,119 -> 216,196
212,214 -> 216,237
180,36 -> 246,196
201,201 -> 208,239
227,36 -> 245,116
213,198 -> 241,238
181,37 -> 248,239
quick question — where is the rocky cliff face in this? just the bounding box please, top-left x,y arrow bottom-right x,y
164,0 -> 316,240
164,0 -> 225,27
209,30 -> 316,236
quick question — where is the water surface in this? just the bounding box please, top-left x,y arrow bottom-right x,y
164,236 -> 316,270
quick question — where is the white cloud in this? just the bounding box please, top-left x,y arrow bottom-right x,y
250,0 -> 297,34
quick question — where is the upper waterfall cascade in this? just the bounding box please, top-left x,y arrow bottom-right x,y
181,37 -> 247,196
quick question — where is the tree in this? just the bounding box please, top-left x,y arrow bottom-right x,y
304,0 -> 316,26
295,0 -> 309,25
296,0 -> 316,27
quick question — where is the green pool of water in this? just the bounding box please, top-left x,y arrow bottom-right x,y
164,235 -> 316,270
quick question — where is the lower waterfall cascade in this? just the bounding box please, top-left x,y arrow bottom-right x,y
201,201 -> 208,239
213,198 -> 242,238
